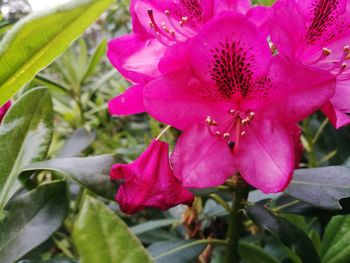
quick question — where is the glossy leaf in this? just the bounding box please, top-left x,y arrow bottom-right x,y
238,242 -> 280,263
286,166 -> 350,210
0,0 -> 114,106
131,219 -> 177,235
247,205 -> 320,263
21,155 -> 120,200
73,196 -> 153,263
321,215 -> 350,263
0,181 -> 68,263
148,240 -> 206,263
0,87 -> 53,209
57,128 -> 95,158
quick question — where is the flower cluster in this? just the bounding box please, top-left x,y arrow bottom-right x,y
107,0 -> 350,214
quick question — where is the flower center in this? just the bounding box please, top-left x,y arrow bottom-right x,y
208,39 -> 272,102
305,0 -> 346,45
205,109 -> 255,154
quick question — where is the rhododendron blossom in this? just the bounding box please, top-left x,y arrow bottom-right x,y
144,13 -> 335,193
107,0 -> 267,116
269,0 -> 350,128
0,101 -> 11,123
110,139 -> 194,214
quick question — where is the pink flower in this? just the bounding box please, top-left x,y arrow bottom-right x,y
0,101 -> 11,123
143,13 -> 335,193
107,0 -> 266,116
269,0 -> 350,128
110,139 -> 194,214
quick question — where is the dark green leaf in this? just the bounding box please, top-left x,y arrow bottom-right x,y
0,87 -> 53,209
148,240 -> 206,263
0,0 -> 114,106
286,166 -> 350,210
131,219 -> 177,235
0,181 -> 68,263
21,155 -> 120,200
247,205 -> 320,263
238,242 -> 280,263
73,196 -> 153,263
321,215 -> 350,263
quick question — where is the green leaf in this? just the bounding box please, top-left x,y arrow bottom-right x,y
321,215 -> 350,263
238,242 -> 280,263
0,87 -> 53,209
57,128 -> 95,158
21,155 -> 120,200
285,166 -> 350,210
0,0 -> 114,106
0,181 -> 68,263
81,38 -> 107,83
247,205 -> 320,263
148,240 -> 206,263
73,196 -> 153,263
131,219 -> 177,235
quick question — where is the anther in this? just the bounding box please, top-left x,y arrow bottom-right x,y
205,116 -> 217,126
229,109 -> 236,115
322,47 -> 332,56
164,10 -> 170,16
341,63 -> 348,71
215,131 -> 221,136
241,131 -> 246,136
181,16 -> 189,23
179,20 -> 184,27
344,46 -> 350,53
223,133 -> 230,140
248,112 -> 255,121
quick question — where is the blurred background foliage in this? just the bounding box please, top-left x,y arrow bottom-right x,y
0,0 -> 350,263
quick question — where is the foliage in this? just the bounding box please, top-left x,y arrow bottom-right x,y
0,0 -> 350,262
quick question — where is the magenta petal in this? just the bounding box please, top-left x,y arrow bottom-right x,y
110,140 -> 194,214
325,80 -> 350,128
322,101 -> 350,129
262,57 -> 336,122
0,101 -> 11,123
108,85 -> 145,116
107,33 -> 166,84
171,123 -> 237,188
235,115 -> 294,193
144,71 -> 230,130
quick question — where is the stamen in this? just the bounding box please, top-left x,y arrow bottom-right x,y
241,131 -> 246,137
147,9 -> 161,32
322,47 -> 332,56
228,141 -> 235,150
223,133 -> 230,140
205,116 -> 217,126
344,45 -> 350,54
215,131 -> 221,136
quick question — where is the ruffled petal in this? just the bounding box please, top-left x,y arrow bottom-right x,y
108,85 -> 145,116
235,114 -> 295,193
322,80 -> 350,128
110,140 -> 194,214
107,33 -> 166,84
257,57 -> 336,123
171,123 -> 237,188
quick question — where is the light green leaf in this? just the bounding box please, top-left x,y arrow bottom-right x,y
0,87 -> 53,209
0,0 -> 114,106
321,215 -> 350,263
0,181 -> 68,263
81,38 -> 107,83
73,196 -> 153,263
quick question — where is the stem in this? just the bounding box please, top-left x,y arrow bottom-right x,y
155,125 -> 171,140
303,118 -> 317,167
225,188 -> 249,263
